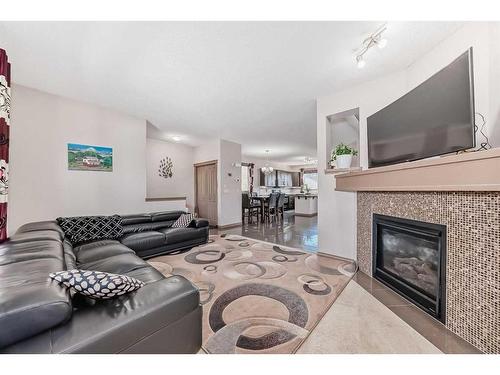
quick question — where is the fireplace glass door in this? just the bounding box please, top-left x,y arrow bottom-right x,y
372,214 -> 446,322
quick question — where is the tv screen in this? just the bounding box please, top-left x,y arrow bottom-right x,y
367,48 -> 475,168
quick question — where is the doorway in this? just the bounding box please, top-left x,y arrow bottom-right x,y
194,161 -> 218,226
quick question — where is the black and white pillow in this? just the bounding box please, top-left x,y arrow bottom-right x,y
57,215 -> 123,245
171,213 -> 195,228
49,269 -> 145,300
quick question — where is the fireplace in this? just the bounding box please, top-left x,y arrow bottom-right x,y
372,214 -> 446,322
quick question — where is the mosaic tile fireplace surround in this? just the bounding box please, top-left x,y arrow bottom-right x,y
357,192 -> 499,354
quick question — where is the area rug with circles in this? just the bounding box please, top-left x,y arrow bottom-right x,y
148,234 -> 357,354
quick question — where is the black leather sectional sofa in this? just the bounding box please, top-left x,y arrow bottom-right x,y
0,211 -> 209,354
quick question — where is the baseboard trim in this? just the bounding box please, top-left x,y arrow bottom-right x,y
293,213 -> 317,217
217,222 -> 242,230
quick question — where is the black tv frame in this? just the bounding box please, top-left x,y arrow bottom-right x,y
367,48 -> 476,168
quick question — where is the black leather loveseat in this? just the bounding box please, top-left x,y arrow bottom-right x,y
120,211 -> 209,258
0,211 -> 209,354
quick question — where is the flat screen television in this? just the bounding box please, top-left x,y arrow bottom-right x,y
367,48 -> 475,168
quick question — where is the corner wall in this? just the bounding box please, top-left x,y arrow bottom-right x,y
8,85 -> 186,235
194,139 -> 242,227
219,140 -> 242,226
146,138 -> 195,210
317,22 -> 500,260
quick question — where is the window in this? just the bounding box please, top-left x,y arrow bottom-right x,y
241,166 -> 250,191
302,171 -> 318,190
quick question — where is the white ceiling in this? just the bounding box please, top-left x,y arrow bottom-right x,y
0,21 -> 462,162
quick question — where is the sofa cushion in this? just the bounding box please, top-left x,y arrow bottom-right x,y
122,220 -> 175,234
160,227 -> 204,245
124,265 -> 164,284
57,215 -> 123,245
151,211 -> 185,222
50,269 -> 145,300
16,221 -> 65,238
63,240 -> 77,270
120,231 -> 166,252
9,230 -> 63,243
0,240 -> 72,349
2,276 -> 199,354
74,240 -> 134,264
120,214 -> 152,226
78,252 -> 152,276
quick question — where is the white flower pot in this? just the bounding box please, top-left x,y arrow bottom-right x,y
336,154 -> 353,169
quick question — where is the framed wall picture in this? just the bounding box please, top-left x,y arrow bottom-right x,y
67,143 -> 113,172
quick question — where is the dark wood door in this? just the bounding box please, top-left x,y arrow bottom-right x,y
195,162 -> 218,225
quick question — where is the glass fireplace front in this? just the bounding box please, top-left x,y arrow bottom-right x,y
372,214 -> 446,322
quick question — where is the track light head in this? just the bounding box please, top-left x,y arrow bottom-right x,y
356,56 -> 366,69
354,23 -> 388,68
377,38 -> 388,49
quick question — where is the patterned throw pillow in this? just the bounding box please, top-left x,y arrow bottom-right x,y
57,215 -> 123,245
49,269 -> 145,300
171,213 -> 195,228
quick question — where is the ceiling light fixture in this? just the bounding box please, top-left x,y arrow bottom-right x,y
171,136 -> 181,142
354,23 -> 388,68
356,55 -> 366,69
261,150 -> 274,175
377,38 -> 388,49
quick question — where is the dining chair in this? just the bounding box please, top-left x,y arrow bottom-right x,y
264,192 -> 280,223
242,192 -> 260,223
277,193 -> 286,221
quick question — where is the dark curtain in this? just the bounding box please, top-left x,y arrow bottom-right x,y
0,49 -> 11,242
248,163 -> 254,195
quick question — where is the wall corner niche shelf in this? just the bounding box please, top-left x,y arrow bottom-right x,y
325,108 -> 360,175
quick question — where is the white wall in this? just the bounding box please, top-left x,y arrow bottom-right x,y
317,22 -> 500,260
219,140 -> 242,226
488,23 -> 500,146
194,139 -> 220,165
406,23 -> 494,142
8,85 -> 186,235
194,139 -> 242,226
317,70 -> 407,259
146,138 -> 194,210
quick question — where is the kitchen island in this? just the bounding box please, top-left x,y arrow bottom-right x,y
294,194 -> 318,217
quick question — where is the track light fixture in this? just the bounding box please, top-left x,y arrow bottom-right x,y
356,55 -> 366,69
355,23 -> 388,68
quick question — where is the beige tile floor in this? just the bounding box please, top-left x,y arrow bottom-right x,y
297,281 -> 442,354
352,272 -> 481,354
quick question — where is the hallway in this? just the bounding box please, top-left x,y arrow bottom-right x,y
213,212 -> 318,252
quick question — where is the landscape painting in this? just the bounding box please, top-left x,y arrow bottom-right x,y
67,143 -> 113,172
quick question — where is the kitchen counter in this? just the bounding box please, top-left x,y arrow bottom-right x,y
294,194 -> 318,217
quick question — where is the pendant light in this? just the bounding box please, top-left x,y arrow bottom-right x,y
261,150 -> 274,175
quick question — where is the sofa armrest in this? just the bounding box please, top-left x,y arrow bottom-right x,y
2,276 -> 201,354
189,218 -> 209,228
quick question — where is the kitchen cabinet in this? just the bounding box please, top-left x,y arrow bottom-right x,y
277,170 -> 292,187
260,170 -> 276,186
259,169 -> 301,187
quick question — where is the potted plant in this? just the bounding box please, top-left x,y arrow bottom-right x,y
331,143 -> 358,169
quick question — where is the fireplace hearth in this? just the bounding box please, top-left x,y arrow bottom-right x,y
372,214 -> 446,322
